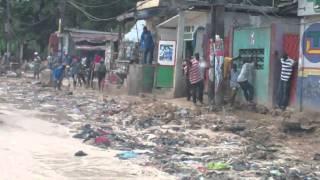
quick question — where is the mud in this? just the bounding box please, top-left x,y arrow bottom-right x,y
0,77 -> 320,180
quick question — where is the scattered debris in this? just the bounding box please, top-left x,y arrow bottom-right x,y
117,151 -> 137,160
207,162 -> 231,171
1,77 -> 319,179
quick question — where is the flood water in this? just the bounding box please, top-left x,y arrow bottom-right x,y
0,105 -> 173,180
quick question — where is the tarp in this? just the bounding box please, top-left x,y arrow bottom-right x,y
75,45 -> 106,51
124,20 -> 146,42
67,29 -> 118,43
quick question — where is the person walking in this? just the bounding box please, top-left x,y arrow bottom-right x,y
237,58 -> 256,103
53,64 -> 66,91
277,54 -> 295,110
229,64 -> 240,106
77,59 -> 86,87
33,52 -> 41,80
140,27 -> 154,64
96,61 -> 107,91
70,57 -> 80,89
189,54 -> 203,105
182,59 -> 192,101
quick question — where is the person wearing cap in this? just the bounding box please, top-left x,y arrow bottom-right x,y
33,52 -> 41,79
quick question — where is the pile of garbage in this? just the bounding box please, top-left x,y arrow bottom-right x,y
1,77 -> 320,179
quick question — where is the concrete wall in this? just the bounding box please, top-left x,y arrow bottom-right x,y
229,12 -> 299,106
297,16 -> 320,111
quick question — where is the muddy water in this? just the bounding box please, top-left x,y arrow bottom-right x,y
0,105 -> 173,180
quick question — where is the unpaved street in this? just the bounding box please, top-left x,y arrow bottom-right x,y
0,77 -> 319,180
0,105 -> 173,180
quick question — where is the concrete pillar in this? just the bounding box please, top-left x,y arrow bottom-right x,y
173,11 -> 185,97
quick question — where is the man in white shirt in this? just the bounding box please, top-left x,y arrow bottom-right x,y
237,57 -> 256,103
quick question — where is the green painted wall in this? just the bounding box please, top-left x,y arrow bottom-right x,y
155,66 -> 174,88
233,27 -> 271,104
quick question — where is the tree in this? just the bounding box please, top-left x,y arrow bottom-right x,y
0,0 -> 139,56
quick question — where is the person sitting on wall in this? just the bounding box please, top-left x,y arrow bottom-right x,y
140,27 -> 154,64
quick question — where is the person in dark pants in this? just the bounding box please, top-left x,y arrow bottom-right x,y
53,64 -> 66,91
277,54 -> 295,110
237,58 -> 256,103
140,27 -> 154,64
97,61 -> 107,91
182,59 -> 192,101
229,64 -> 240,106
77,61 -> 86,87
189,55 -> 203,105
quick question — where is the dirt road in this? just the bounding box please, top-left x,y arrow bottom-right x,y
0,105 -> 173,180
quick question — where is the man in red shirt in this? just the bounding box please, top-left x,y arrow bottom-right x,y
189,53 -> 204,105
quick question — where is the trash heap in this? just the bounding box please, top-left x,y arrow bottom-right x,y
0,77 -> 320,180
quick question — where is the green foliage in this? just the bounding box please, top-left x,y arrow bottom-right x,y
0,0 -> 139,53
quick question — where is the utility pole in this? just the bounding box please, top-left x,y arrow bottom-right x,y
209,0 -> 225,106
5,0 -> 11,57
58,0 -> 66,57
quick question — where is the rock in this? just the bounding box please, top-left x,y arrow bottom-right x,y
6,71 -> 17,77
282,120 -> 316,133
223,124 -> 246,133
314,153 -> 320,161
231,161 -> 250,171
287,168 -> 302,180
271,109 -> 282,117
40,69 -> 52,86
255,105 -> 269,114
75,150 -> 87,157
165,112 -> 175,122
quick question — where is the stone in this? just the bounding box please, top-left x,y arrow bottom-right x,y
74,150 -> 87,157
314,153 -> 320,161
40,69 -> 52,87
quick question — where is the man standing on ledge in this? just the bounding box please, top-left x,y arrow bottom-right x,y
140,27 -> 154,64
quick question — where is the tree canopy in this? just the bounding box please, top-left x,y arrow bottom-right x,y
0,0 -> 139,54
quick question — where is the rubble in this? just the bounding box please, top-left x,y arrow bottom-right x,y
0,77 -> 319,179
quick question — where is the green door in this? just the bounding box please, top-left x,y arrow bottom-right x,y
233,27 -> 271,104
155,66 -> 174,88
142,65 -> 155,92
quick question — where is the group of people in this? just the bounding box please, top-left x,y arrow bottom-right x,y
183,53 -> 296,110
32,52 -> 107,92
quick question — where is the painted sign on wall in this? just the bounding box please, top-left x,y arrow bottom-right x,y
302,23 -> 320,64
158,40 -> 176,66
298,0 -> 320,16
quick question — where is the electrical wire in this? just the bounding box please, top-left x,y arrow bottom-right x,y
67,0 -> 117,21
67,0 -> 153,22
71,0 -> 122,8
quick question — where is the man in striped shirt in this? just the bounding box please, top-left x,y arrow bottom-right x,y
277,54 -> 295,110
189,53 -> 204,105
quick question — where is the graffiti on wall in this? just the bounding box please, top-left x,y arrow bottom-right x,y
302,23 -> 320,63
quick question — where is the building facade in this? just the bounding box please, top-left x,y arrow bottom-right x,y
298,0 -> 320,111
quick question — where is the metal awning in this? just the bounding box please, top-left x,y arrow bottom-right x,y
75,45 -> 106,51
157,11 -> 208,29
65,28 -> 118,43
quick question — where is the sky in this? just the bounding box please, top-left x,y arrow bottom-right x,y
124,20 -> 146,42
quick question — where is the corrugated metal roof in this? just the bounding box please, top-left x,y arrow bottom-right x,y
66,28 -> 118,43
